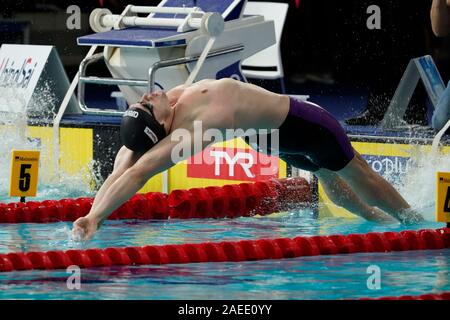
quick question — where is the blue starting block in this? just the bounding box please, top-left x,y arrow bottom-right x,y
381,55 -> 446,130
67,0 -> 275,117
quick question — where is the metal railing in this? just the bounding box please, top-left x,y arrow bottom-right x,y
77,44 -> 244,116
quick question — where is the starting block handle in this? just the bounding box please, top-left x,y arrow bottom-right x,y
90,7 -> 223,35
129,6 -> 202,15
104,15 -> 201,29
147,44 -> 244,93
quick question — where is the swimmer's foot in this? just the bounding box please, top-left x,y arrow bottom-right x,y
365,207 -> 399,224
395,208 -> 424,225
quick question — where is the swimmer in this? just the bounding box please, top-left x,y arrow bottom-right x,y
72,79 -> 422,240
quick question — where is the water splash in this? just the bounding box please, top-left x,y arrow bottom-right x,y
27,79 -> 58,121
0,82 -> 96,203
397,144 -> 450,221
0,88 -> 38,199
55,225 -> 98,249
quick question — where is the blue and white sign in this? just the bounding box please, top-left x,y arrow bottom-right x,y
0,44 -> 76,115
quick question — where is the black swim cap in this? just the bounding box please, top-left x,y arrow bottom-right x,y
120,106 -> 167,153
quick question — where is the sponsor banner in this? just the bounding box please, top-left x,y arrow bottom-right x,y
363,155 -> 412,182
0,44 -> 77,115
0,45 -> 53,110
187,146 -> 279,181
436,172 -> 450,223
9,150 -> 40,198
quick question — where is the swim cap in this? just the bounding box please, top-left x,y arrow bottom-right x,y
120,106 -> 167,153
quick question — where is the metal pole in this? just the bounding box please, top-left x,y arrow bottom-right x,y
148,44 -> 244,93
76,44 -> 244,115
100,15 -> 202,29
79,76 -> 148,87
130,6 -> 200,14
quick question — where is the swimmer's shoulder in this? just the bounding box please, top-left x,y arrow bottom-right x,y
196,78 -> 216,84
212,78 -> 242,93
215,78 -> 239,86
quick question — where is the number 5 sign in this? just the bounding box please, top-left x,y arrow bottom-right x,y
436,172 -> 450,223
9,150 -> 40,198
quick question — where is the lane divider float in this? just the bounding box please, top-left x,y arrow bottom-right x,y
361,292 -> 450,300
1,228 -> 448,272
0,178 -> 311,223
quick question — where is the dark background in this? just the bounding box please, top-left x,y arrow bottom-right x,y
1,0 -> 449,123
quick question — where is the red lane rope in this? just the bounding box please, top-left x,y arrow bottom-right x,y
1,228 -> 448,273
361,292 -> 450,300
0,178 -> 311,223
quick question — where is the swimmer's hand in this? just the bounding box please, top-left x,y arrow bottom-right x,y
72,217 -> 98,241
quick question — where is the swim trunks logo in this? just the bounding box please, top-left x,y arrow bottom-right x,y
144,127 -> 159,144
123,110 -> 139,118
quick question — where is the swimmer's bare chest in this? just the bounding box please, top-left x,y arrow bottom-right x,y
171,80 -> 236,130
170,79 -> 289,132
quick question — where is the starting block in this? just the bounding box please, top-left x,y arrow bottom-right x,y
71,0 -> 276,116
381,55 -> 446,130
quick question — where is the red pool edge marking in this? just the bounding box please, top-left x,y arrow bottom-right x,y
0,177 -> 311,223
360,292 -> 450,300
1,228 -> 449,273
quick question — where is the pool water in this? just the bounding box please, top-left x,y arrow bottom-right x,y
0,209 -> 448,300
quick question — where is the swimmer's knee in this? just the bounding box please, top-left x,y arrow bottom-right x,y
108,170 -> 125,182
124,166 -> 149,186
341,151 -> 371,173
114,146 -> 143,171
315,168 -> 337,181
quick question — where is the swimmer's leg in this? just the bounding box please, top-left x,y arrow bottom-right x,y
337,150 -> 423,224
89,146 -> 142,216
315,169 -> 397,223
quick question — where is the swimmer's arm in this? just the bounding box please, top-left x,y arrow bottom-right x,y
431,0 -> 450,36
89,146 -> 140,214
84,133 -> 196,229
